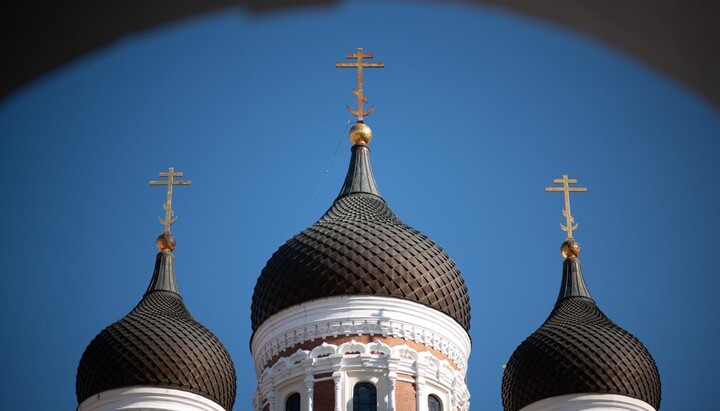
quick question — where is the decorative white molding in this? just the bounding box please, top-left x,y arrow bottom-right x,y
251,295 -> 471,376
333,371 -> 342,411
78,387 -> 226,411
387,372 -> 397,411
274,380 -> 307,411
520,393 -> 657,411
255,340 -> 470,411
304,374 -> 314,411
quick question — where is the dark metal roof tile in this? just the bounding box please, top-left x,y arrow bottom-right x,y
77,254 -> 236,410
251,192 -> 470,333
501,259 -> 661,411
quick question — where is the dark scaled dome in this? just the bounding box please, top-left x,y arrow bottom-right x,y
77,250 -> 237,410
501,256 -> 661,411
251,142 -> 470,333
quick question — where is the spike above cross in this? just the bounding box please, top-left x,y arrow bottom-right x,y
149,167 -> 191,233
336,48 -> 385,122
545,174 -> 587,238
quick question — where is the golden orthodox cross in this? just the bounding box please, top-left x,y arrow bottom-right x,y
149,167 -> 191,233
545,174 -> 587,238
335,48 -> 384,121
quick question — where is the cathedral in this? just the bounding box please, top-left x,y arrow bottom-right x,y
75,49 -> 661,411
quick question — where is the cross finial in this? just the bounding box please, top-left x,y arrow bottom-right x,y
545,174 -> 587,239
336,48 -> 385,122
149,167 -> 191,233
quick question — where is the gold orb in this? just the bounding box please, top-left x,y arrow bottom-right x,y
349,122 -> 372,145
156,232 -> 177,252
561,238 -> 580,258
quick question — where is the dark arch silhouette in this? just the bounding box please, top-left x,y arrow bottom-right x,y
285,392 -> 300,411
3,1 -> 718,107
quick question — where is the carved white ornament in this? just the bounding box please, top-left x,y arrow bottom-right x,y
251,296 -> 472,377
255,340 -> 470,411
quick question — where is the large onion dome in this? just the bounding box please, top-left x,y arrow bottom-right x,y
251,130 -> 470,333
501,240 -> 661,410
76,234 -> 237,410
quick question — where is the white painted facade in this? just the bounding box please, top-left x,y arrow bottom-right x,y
519,394 -> 657,411
251,295 -> 472,375
254,339 -> 470,411
251,296 -> 472,411
77,387 -> 226,411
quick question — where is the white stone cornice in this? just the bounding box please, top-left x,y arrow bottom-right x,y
77,387 -> 226,411
520,393 -> 657,411
256,340 -> 470,411
251,295 -> 471,376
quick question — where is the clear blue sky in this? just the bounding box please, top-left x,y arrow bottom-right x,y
0,3 -> 718,410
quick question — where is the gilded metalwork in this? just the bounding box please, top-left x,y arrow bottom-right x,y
349,122 -> 372,145
336,48 -> 384,121
545,174 -> 587,239
561,238 -> 581,258
156,231 -> 177,252
149,167 -> 191,233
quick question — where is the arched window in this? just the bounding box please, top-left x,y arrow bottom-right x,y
353,382 -> 377,411
428,394 -> 442,411
285,393 -> 300,411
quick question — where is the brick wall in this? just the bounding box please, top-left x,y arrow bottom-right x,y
396,380 -> 417,411
313,380 -> 335,411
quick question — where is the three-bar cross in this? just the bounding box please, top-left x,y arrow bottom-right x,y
545,174 -> 587,238
336,48 -> 385,121
149,167 -> 192,233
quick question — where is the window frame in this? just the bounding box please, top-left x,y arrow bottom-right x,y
284,392 -> 301,411
352,381 -> 378,411
428,393 -> 443,411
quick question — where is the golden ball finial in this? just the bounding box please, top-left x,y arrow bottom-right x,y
561,238 -> 580,258
156,231 -> 176,252
349,122 -> 372,145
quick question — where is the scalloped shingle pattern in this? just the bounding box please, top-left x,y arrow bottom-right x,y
501,297 -> 661,411
251,193 -> 470,332
77,291 -> 237,410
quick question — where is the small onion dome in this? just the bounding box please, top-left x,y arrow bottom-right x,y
77,244 -> 237,410
251,140 -> 470,334
501,251 -> 661,411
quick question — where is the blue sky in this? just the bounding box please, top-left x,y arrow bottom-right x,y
0,2 -> 718,410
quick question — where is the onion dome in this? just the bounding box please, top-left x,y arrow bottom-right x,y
76,232 -> 237,410
251,123 -> 470,333
501,239 -> 661,411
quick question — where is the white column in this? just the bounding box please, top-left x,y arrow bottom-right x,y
387,371 -> 397,411
305,374 -> 315,411
416,380 -> 428,411
415,363 -> 428,411
333,371 -> 343,411
268,390 -> 276,411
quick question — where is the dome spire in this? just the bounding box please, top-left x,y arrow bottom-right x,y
545,174 -> 590,301
335,49 -> 385,199
145,167 -> 191,293
336,142 -> 381,199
